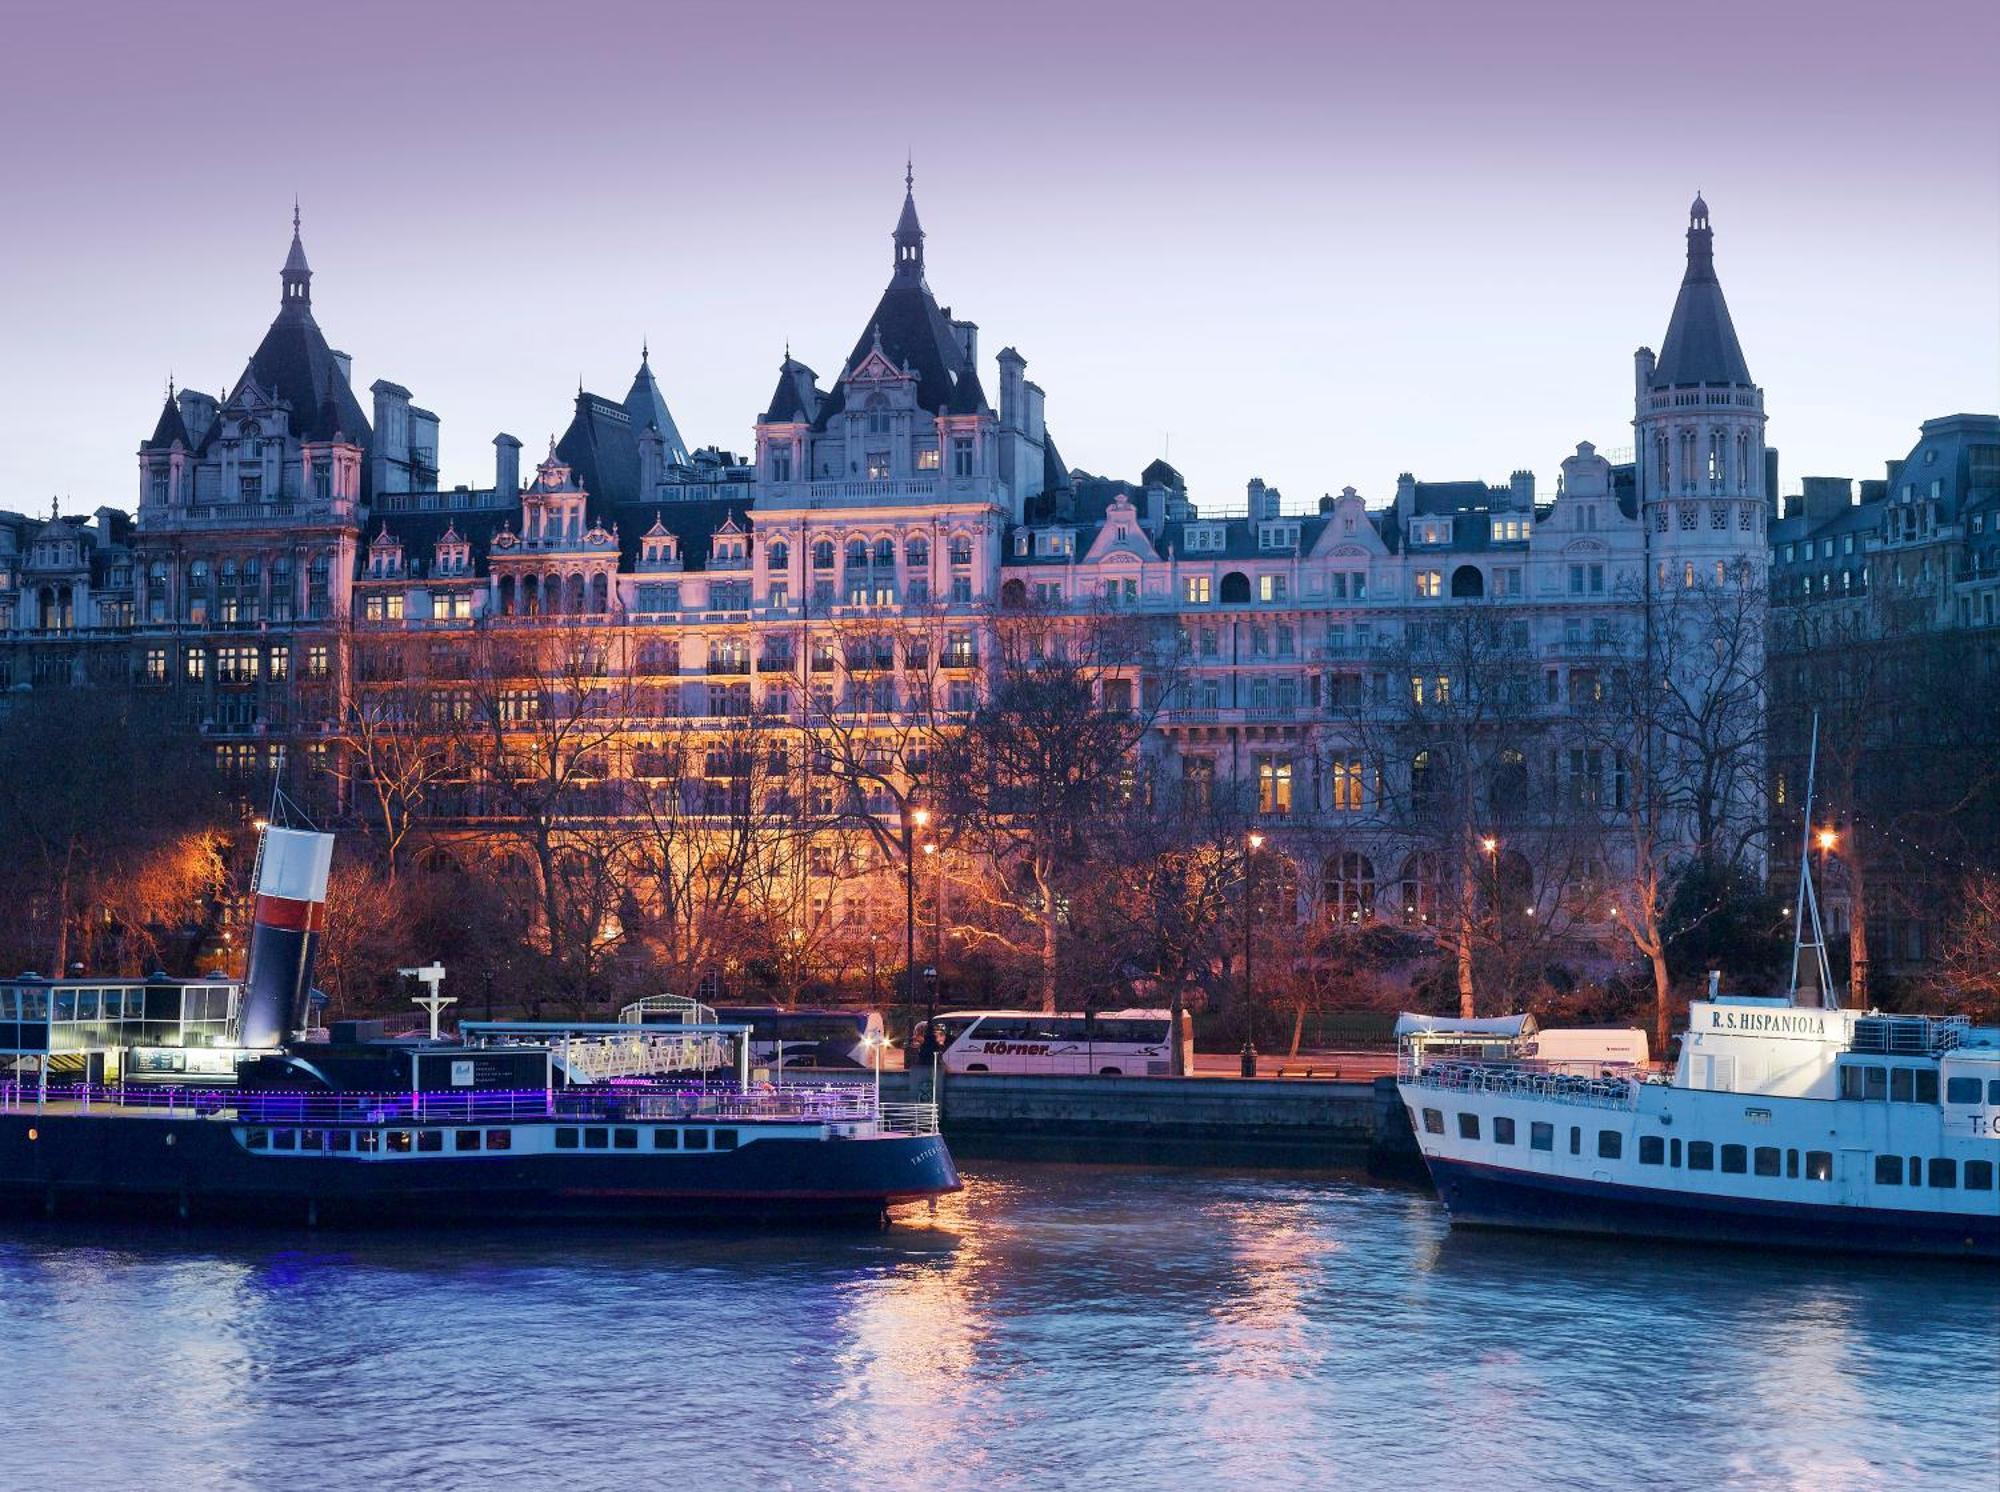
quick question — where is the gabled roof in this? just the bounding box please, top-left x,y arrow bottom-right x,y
1651,197 -> 1753,389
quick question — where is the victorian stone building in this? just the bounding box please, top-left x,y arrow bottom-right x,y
2,182 -> 1797,961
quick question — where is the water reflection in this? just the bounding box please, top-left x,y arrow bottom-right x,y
0,1164 -> 1992,1492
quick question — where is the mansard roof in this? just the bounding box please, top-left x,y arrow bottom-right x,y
556,392 -> 641,514
1651,197 -> 1753,389
143,393 -> 191,450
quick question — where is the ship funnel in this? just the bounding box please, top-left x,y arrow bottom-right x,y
238,827 -> 336,1048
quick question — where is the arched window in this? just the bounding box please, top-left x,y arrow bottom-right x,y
566,574 -> 587,613
766,539 -> 789,570
906,536 -> 930,568
498,575 -> 516,616
1399,852 -> 1442,925
590,573 -> 609,613
1324,852 -> 1376,922
1219,571 -> 1251,604
813,540 -> 835,570
1411,750 -> 1438,807
1450,564 -> 1484,598
1000,578 -> 1028,611
522,575 -> 540,615
875,537 -> 896,567
546,573 -> 564,613
846,539 -> 869,569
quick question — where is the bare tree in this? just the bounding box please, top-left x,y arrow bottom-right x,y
453,620 -> 638,1013
937,605 -> 1184,1012
335,627 -> 462,881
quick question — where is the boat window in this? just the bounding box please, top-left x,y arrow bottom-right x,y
1913,1070 -> 1938,1105
356,1130 -> 380,1152
1785,1149 -> 1799,1178
614,1128 -> 639,1150
1638,1135 -> 1664,1165
1597,1130 -> 1621,1160
1568,1127 -> 1580,1156
555,1127 -> 579,1149
1907,1156 -> 1921,1186
1836,1063 -> 1867,1099
1874,1155 -> 1902,1185
1928,1158 -> 1957,1189
1966,1160 -> 1995,1190
1457,1113 -> 1480,1141
1805,1151 -> 1832,1181
1720,1144 -> 1747,1174
1529,1122 -> 1553,1152
244,1129 -> 269,1150
1753,1146 -> 1781,1177
1946,1076 -> 1983,1105
1688,1141 -> 1715,1171
1493,1116 -> 1516,1145
417,1130 -> 444,1153
653,1128 -> 679,1150
715,1129 -> 739,1150
272,1130 -> 297,1152
1991,1079 -> 2000,1106
485,1130 -> 511,1151
1670,1138 -> 1682,1167
1422,1108 -> 1444,1135
330,1130 -> 353,1152
584,1128 -> 609,1150
455,1130 -> 482,1152
387,1131 -> 413,1154
301,1130 -> 325,1153
1890,1068 -> 1915,1102
685,1129 -> 710,1151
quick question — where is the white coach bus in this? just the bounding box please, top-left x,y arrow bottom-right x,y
916,1010 -> 1176,1076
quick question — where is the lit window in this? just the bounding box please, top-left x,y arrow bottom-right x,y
1184,576 -> 1210,604
1415,571 -> 1442,599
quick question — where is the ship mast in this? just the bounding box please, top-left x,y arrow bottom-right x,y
1787,710 -> 1835,1009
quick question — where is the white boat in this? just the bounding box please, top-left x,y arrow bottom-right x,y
1395,1003 -> 1999,1259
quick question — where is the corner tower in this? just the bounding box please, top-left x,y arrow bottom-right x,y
1635,195 -> 1769,594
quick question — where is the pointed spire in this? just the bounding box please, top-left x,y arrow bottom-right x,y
282,202 -> 312,309
892,161 -> 925,284
1650,193 -> 1752,389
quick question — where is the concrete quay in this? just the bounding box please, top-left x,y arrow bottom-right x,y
879,1069 -> 1422,1175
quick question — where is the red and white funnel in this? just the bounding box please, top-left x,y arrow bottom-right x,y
238,827 -> 335,1048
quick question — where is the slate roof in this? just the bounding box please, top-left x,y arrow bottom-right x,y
624,352 -> 690,464
1651,204 -> 1753,389
556,392 -> 642,515
815,278 -> 986,428
144,393 -> 192,450
761,358 -> 823,424
235,298 -> 373,445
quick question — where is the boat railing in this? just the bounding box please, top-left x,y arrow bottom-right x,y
1404,1060 -> 1640,1110
1850,1013 -> 1970,1056
0,1079 -> 923,1132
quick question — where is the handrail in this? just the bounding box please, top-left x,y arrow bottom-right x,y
1403,1061 -> 1639,1110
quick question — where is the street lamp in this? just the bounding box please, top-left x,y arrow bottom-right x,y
1815,827 -> 1838,853
1243,832 -> 1266,1052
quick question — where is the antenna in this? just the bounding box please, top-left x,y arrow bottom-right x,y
1787,710 -> 1835,1009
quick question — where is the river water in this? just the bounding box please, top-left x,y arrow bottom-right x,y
0,1162 -> 1992,1492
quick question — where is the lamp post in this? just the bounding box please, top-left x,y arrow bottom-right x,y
903,805 -> 928,1028
864,1030 -> 887,1116
1243,832 -> 1265,1052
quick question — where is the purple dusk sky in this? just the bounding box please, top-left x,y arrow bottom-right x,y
3,0 -> 1995,512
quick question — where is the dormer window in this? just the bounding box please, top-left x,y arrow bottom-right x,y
1184,525 -> 1223,553
1412,519 -> 1453,546
1258,522 -> 1299,550
1492,517 -> 1529,543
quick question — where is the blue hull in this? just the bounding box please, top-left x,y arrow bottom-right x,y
1428,1157 -> 1999,1261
